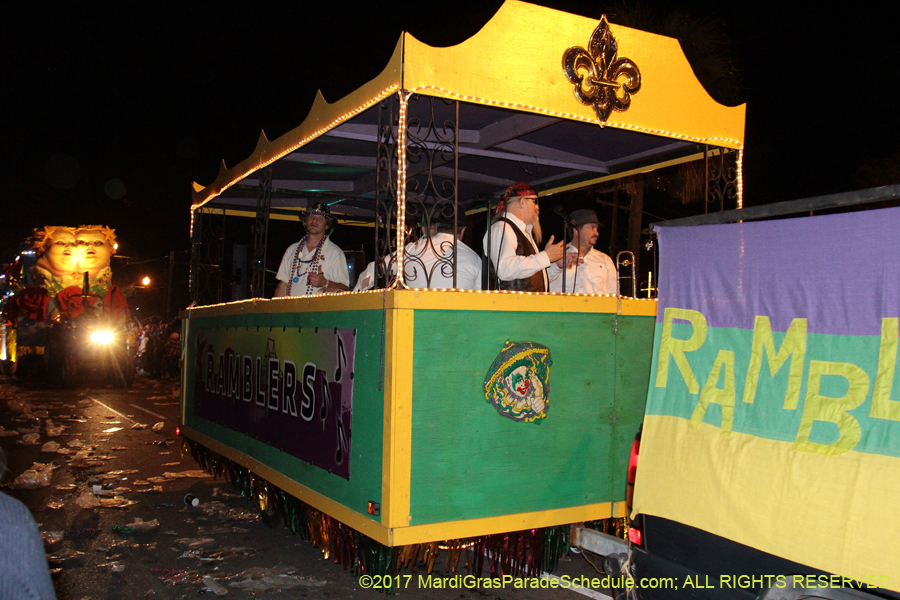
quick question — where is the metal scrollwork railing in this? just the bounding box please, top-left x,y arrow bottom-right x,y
189,208 -> 225,306
250,165 -> 272,298
705,146 -> 739,213
375,96 -> 401,289
402,95 -> 459,289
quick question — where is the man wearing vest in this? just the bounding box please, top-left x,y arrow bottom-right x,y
483,182 -> 577,292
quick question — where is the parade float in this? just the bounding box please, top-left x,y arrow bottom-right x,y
180,0 -> 745,579
0,225 -> 133,386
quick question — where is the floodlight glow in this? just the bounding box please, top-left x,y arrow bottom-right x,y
90,330 -> 115,345
142,277 -> 151,286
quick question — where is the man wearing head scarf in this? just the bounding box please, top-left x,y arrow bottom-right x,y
482,182 -> 577,292
548,209 -> 618,294
274,203 -> 350,297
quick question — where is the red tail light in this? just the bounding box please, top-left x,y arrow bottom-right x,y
628,526 -> 642,545
175,425 -> 182,436
627,436 -> 641,484
626,426 -> 643,546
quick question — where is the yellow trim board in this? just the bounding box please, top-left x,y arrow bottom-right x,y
184,290 -> 658,319
391,501 -> 624,546
182,291 -> 391,318
381,308 -> 414,528
183,427 -> 620,547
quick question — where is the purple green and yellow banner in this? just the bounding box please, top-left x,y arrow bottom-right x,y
190,326 -> 355,479
632,207 -> 900,591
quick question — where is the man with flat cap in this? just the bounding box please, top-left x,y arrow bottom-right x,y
274,202 -> 350,297
483,182 -> 577,292
549,209 -> 618,294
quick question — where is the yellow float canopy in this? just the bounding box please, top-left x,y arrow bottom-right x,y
192,0 -> 745,214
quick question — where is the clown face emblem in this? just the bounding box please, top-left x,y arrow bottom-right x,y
484,341 -> 552,423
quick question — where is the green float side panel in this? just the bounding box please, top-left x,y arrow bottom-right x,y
408,310 -> 654,525
182,309 -> 385,521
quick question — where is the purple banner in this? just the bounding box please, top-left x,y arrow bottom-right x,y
656,206 -> 900,336
191,327 -> 355,479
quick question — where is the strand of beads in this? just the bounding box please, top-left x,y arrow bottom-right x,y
304,237 -> 326,295
285,235 -> 307,296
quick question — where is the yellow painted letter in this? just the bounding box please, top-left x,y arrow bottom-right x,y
655,308 -> 707,393
871,318 -> 900,421
742,316 -> 807,409
794,360 -> 868,455
691,350 -> 736,434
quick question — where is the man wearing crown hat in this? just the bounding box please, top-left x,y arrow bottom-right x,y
274,202 -> 350,297
548,209 -> 618,294
482,182 -> 577,292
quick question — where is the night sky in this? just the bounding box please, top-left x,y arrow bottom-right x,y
4,2 -> 900,273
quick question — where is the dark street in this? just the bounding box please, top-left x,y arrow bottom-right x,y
0,376 -> 618,600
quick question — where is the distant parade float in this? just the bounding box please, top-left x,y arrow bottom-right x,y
0,225 -> 132,385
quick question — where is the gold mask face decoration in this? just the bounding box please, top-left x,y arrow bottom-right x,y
74,227 -> 114,277
34,225 -> 118,278
36,227 -> 78,276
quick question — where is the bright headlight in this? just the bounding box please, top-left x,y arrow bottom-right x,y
90,330 -> 115,345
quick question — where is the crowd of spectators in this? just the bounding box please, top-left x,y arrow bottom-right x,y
132,317 -> 180,380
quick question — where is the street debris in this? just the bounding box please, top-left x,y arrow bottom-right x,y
75,491 -> 101,508
41,530 -> 65,548
202,575 -> 229,596
163,470 -> 211,479
12,462 -> 54,489
64,528 -> 101,538
46,549 -> 86,567
104,469 -> 139,478
175,537 -> 217,550
151,422 -> 165,432
99,497 -> 138,508
228,566 -> 326,592
125,517 -> 160,533
211,487 -> 242,500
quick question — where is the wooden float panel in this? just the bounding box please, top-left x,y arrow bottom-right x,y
180,291 -> 656,545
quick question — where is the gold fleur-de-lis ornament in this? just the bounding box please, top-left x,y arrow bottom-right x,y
563,15 -> 641,125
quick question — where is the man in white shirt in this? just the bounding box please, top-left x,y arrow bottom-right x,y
549,209 -> 618,294
353,217 -> 482,290
402,217 -> 482,289
482,182 -> 576,292
274,203 -> 350,297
